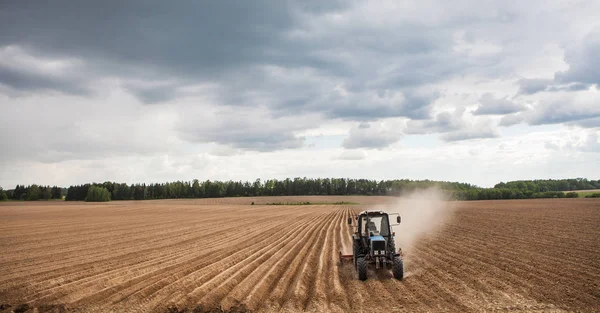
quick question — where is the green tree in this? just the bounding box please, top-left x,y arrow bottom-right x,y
26,185 -> 42,201
192,179 -> 201,198
51,186 -> 62,199
565,192 -> 578,198
85,186 -> 111,202
133,185 -> 146,200
42,186 -> 52,200
0,188 -> 8,201
13,185 -> 26,200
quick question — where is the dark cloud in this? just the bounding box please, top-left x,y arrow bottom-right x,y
206,65 -> 440,121
181,127 -> 305,152
500,90 -> 600,127
371,52 -> 461,89
530,111 -> 597,126
518,27 -> 600,96
125,84 -> 178,104
0,1 -> 332,103
518,79 -> 590,96
326,89 -> 439,120
0,66 -> 90,95
440,129 -> 497,142
473,93 -> 524,115
177,107 -> 310,152
546,83 -> 592,92
206,132 -> 303,152
499,113 -> 524,127
0,46 -> 91,95
1,0 -> 450,153
518,79 -> 591,96
0,0 -> 461,121
555,26 -> 600,86
569,117 -> 600,128
0,1 -> 293,77
406,109 -> 498,141
566,83 -> 592,91
517,78 -> 551,95
529,103 -> 600,125
405,111 -> 463,134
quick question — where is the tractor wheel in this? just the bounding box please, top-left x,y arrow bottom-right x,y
357,256 -> 368,281
353,240 -> 359,265
393,256 -> 404,280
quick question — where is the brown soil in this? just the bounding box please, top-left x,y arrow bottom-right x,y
0,198 -> 599,312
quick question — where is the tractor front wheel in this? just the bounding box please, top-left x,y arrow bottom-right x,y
393,256 -> 404,280
357,256 -> 368,281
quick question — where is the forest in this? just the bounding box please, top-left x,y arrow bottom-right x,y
1,178 -> 598,202
1,185 -> 65,201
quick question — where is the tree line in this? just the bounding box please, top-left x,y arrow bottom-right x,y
454,178 -> 599,200
494,179 -> 600,192
64,178 -> 477,201
1,178 -> 597,202
1,185 -> 66,201
454,189 -> 568,200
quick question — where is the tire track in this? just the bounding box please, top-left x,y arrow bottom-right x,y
69,209 -> 323,309
154,209 -> 333,311
231,209 -> 343,311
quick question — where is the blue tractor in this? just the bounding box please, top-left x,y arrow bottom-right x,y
340,210 -> 404,281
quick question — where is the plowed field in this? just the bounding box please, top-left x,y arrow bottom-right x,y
1,198 -> 599,312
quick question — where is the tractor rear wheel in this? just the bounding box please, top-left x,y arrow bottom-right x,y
353,240 -> 359,265
393,256 -> 404,280
357,256 -> 367,281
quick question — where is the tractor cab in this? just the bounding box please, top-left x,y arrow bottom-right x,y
359,211 -> 392,237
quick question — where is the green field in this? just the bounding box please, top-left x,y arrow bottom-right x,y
568,190 -> 600,198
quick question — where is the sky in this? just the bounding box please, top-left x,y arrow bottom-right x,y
1,0 -> 599,189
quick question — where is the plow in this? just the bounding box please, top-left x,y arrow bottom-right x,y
339,210 -> 404,281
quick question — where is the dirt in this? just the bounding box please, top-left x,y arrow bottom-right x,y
0,197 -> 599,312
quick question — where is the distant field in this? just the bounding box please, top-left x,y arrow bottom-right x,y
0,197 -> 599,312
565,189 -> 600,197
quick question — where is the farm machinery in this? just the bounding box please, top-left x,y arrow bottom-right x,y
339,210 -> 404,281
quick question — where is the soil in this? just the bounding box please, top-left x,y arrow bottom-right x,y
0,197 -> 598,312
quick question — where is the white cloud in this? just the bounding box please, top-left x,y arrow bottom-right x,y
338,150 -> 367,160
342,121 -> 403,149
578,132 -> 600,152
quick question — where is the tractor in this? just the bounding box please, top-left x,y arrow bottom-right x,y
340,210 -> 404,281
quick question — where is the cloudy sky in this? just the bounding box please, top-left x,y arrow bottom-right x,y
1,0 -> 599,189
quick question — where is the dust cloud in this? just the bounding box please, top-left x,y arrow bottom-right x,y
383,187 -> 455,251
